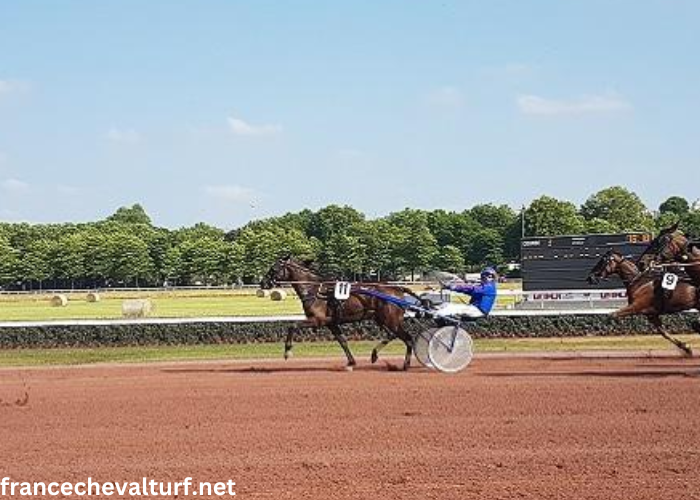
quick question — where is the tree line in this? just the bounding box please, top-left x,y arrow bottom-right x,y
0,186 -> 698,290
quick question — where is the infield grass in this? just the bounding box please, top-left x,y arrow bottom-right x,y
1,335 -> 699,367
0,294 -> 303,321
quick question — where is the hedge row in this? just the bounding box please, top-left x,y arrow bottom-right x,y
0,314 -> 699,349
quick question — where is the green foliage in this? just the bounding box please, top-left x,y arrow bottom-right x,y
681,210 -> 700,237
580,186 -> 653,232
524,196 -> 584,236
106,204 -> 152,225
433,244 -> 464,273
0,187 -> 692,288
659,196 -> 690,216
584,217 -> 618,234
0,235 -> 19,286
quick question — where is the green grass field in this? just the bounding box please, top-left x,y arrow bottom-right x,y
1,335 -> 698,368
0,284 -> 524,322
0,294 -> 303,321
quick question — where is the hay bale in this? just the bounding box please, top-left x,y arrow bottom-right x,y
50,294 -> 68,307
270,289 -> 287,301
86,292 -> 101,303
121,299 -> 153,318
256,289 -> 271,298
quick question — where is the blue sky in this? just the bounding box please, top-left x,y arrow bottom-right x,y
1,0 -> 698,228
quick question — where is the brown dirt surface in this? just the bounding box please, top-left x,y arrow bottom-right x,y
2,355 -> 700,499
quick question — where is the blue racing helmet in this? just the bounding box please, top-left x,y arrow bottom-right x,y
480,267 -> 497,279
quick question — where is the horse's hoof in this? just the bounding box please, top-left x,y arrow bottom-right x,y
371,351 -> 378,364
284,351 -> 293,360
344,365 -> 354,372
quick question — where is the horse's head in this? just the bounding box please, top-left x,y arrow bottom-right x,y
260,255 -> 293,289
637,222 -> 689,270
587,251 -> 624,284
260,255 -> 319,289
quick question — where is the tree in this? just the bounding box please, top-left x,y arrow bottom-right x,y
0,236 -> 18,286
524,196 -> 584,236
356,219 -> 396,279
105,232 -> 154,285
465,228 -> 504,266
106,204 -> 152,225
659,196 -> 690,216
388,209 -> 438,279
681,210 -> 700,237
177,237 -> 233,285
319,232 -> 364,278
427,210 -> 481,249
584,217 -> 618,234
308,205 -> 365,242
580,186 -> 653,231
162,246 -> 183,285
469,204 -> 517,233
433,245 -> 465,273
18,239 -> 52,287
174,222 -> 224,242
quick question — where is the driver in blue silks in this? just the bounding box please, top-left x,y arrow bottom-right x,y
438,267 -> 498,319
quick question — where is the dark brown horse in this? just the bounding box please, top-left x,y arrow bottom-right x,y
637,222 -> 700,286
260,256 -> 422,370
587,251 -> 699,355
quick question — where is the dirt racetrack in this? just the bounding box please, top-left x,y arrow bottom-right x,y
2,355 -> 700,500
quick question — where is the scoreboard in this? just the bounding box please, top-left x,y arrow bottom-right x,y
520,233 -> 652,291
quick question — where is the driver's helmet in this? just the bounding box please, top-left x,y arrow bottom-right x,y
480,267 -> 497,280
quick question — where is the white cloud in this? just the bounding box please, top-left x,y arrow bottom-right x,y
227,115 -> 282,137
517,93 -> 632,116
1,178 -> 29,193
106,128 -> 141,144
203,184 -> 258,206
426,86 -> 465,109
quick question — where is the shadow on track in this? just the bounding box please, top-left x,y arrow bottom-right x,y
161,362 -> 426,375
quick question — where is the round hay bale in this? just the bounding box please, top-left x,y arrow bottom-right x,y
256,289 -> 271,298
270,289 -> 288,301
86,292 -> 101,303
50,294 -> 68,307
121,299 -> 153,318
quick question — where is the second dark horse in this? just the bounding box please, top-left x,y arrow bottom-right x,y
261,256 -> 422,370
587,250 -> 699,355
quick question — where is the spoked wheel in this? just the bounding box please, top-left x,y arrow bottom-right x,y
413,328 -> 437,368
427,325 -> 474,373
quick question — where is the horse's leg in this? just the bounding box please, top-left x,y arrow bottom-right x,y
376,309 -> 413,371
371,328 -> 396,364
612,304 -> 645,318
647,315 -> 692,356
284,325 -> 295,360
399,326 -> 413,371
329,324 -> 356,369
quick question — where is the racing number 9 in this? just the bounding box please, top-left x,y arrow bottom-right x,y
662,273 -> 679,291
